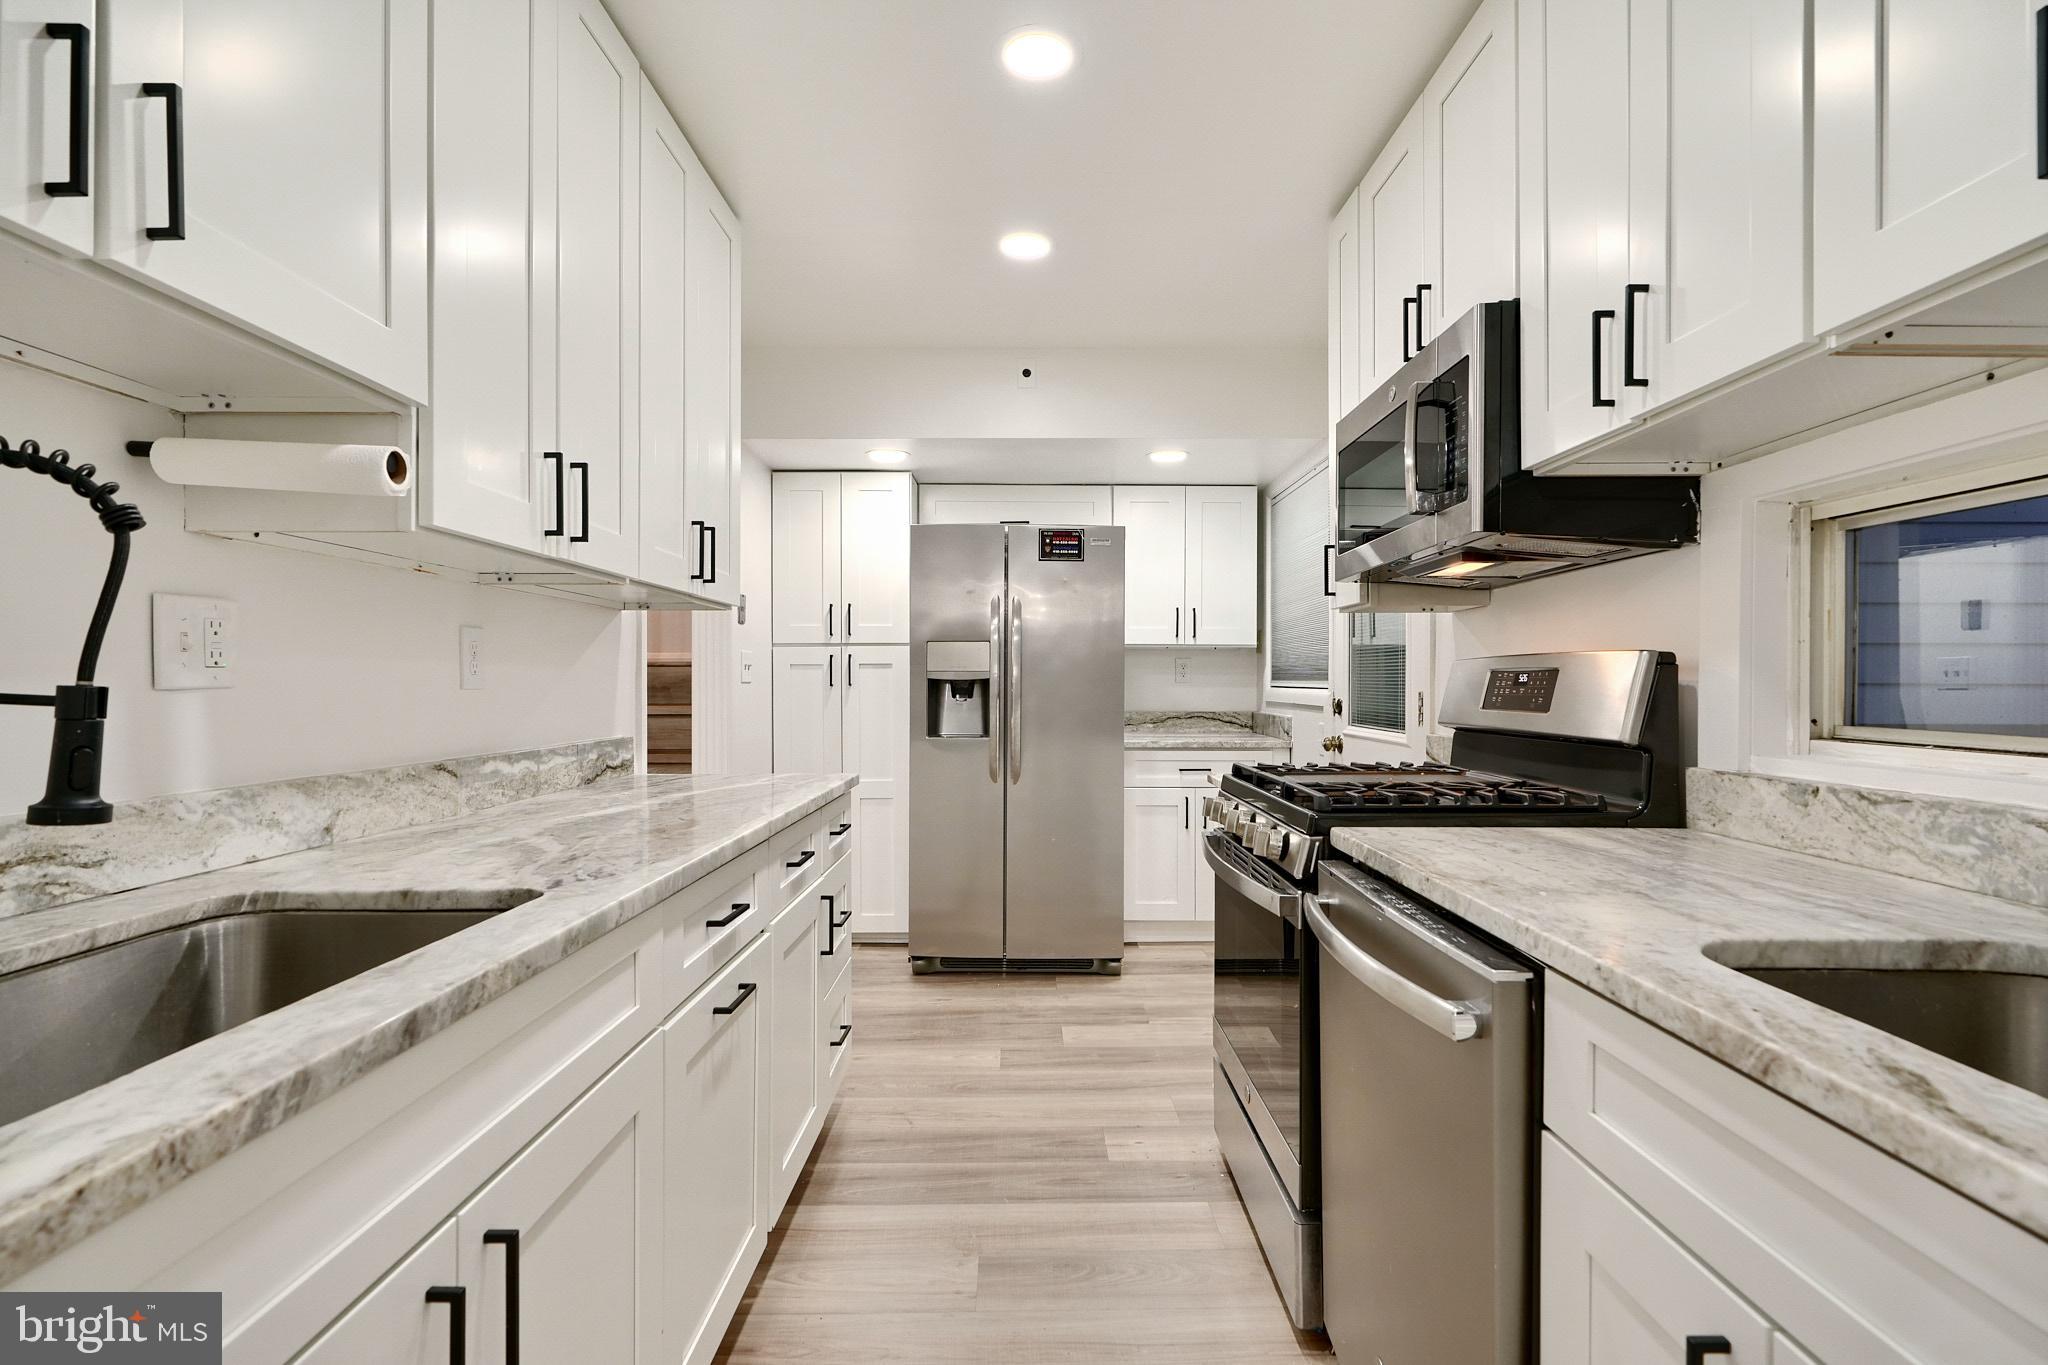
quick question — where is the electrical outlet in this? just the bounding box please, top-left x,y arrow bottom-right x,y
1174,655 -> 1191,685
1936,656 -> 1973,690
152,594 -> 236,690
460,625 -> 485,690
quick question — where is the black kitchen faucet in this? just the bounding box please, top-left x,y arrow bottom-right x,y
1,437 -> 145,825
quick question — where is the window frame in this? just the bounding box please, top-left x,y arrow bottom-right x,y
1808,472 -> 2048,757
1263,459 -> 1332,708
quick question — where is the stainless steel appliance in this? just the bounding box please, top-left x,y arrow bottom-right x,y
908,524 -> 1125,974
1208,649 -> 1683,1333
1332,300 -> 1700,589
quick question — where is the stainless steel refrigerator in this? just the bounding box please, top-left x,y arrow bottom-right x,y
909,523 -> 1125,974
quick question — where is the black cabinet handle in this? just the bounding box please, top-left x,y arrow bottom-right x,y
826,602 -> 834,637
830,822 -> 853,836
1184,795 -> 1190,830
707,901 -> 749,928
1591,309 -> 1616,408
569,461 -> 590,542
845,601 -> 852,637
1323,543 -> 1336,597
689,519 -> 706,580
712,981 -> 757,1015
830,1023 -> 852,1047
827,652 -> 834,688
820,894 -> 838,955
1414,282 -> 1431,347
1685,1337 -> 1732,1365
845,650 -> 854,687
43,24 -> 90,198
1623,283 -> 1649,388
543,453 -> 566,537
140,82 -> 184,241
2038,5 -> 2047,177
705,524 -> 717,584
424,1286 -> 466,1365
1401,293 -> 1417,362
483,1229 -> 520,1365
833,908 -> 852,928
1174,606 -> 1180,639
786,849 -> 815,870
1191,607 -> 1198,640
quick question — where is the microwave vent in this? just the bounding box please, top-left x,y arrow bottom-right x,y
1492,535 -> 1615,558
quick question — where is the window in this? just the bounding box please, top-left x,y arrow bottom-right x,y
1267,465 -> 1330,689
1814,477 -> 2048,755
1347,611 -> 1406,732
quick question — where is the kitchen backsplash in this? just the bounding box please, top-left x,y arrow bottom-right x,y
1688,768 -> 2048,910
0,738 -> 632,918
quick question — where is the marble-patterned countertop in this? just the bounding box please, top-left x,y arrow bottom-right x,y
0,771 -> 854,1282
1122,712 -> 1290,753
1327,825 -> 2048,1237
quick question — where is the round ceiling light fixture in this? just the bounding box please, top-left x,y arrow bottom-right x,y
1148,449 -> 1189,465
866,448 -> 910,465
998,230 -> 1053,262
1000,28 -> 1075,82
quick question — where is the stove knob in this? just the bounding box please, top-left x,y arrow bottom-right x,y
1202,797 -> 1225,826
1261,827 -> 1289,860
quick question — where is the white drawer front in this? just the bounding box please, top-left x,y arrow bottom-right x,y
1123,754 -> 1236,788
660,855 -> 765,1011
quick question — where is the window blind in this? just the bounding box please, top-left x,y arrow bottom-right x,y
1269,467 -> 1330,687
1348,611 -> 1407,732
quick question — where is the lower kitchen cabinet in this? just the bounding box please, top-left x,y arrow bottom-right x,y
767,888 -> 823,1211
1540,1134 -> 1774,1365
458,1035 -> 664,1365
662,933 -> 769,1365
1124,786 -> 1198,921
290,1221 -> 460,1365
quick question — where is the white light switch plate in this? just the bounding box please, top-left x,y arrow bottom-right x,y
153,593 -> 237,690
740,649 -> 756,685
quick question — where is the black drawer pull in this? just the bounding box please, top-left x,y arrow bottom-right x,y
829,1023 -> 853,1047
820,894 -> 839,955
424,1286 -> 466,1365
833,908 -> 852,928
705,524 -> 717,584
43,23 -> 91,198
1414,282 -> 1431,346
140,82 -> 184,241
569,460 -> 590,543
543,452 -> 566,537
689,519 -> 706,580
786,848 -> 815,870
830,822 -> 853,836
1685,1337 -> 1732,1365
1623,283 -> 1649,388
1591,308 -> 1616,408
712,981 -> 758,1015
1323,543 -> 1335,597
483,1229 -> 520,1365
706,902 -> 749,928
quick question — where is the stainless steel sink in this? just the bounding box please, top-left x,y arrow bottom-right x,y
0,908 -> 506,1128
1738,967 -> 2048,1100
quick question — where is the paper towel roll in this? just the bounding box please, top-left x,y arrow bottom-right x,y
146,439 -> 412,497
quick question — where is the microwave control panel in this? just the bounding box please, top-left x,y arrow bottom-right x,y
1037,527 -> 1086,561
1482,667 -> 1559,713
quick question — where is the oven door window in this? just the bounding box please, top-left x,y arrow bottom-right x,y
1214,881 -> 1308,1170
1336,404 -> 1418,550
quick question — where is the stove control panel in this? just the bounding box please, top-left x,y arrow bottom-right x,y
1482,667 -> 1559,713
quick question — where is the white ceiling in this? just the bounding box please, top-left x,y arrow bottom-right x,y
610,0 -> 1478,350
745,437 -> 1326,486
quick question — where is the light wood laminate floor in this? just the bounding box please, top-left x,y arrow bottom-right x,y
715,943 -> 1333,1363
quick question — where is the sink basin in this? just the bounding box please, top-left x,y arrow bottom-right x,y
0,908 -> 508,1128
1738,966 -> 2048,1101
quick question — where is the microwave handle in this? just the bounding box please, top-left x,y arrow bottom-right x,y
1400,379 -> 1429,514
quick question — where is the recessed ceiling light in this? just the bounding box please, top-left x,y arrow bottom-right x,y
1149,449 -> 1189,465
999,230 -> 1052,262
1001,29 -> 1075,82
866,448 -> 909,465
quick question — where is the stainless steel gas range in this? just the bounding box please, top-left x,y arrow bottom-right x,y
1208,649 -> 1684,1342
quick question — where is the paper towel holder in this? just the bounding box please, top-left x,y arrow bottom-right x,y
127,440 -> 411,489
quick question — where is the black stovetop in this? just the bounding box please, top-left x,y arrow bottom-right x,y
1221,759 -> 1610,829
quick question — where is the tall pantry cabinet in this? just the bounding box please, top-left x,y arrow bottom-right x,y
771,472 -> 915,937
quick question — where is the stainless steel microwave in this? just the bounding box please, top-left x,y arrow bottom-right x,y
1332,300 -> 1698,589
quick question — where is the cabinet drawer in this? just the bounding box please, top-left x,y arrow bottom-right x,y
821,795 -> 855,865
1545,977 -> 2048,1365
769,819 -> 824,906
813,857 -> 854,1004
1123,754 -> 1236,788
660,855 -> 764,1011
820,963 -> 853,1103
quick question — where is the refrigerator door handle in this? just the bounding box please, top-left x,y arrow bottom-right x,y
1007,593 -> 1024,783
988,593 -> 1004,785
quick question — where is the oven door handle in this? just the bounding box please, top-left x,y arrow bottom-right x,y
1201,830 -> 1302,921
1304,892 -> 1482,1043
1399,379 -> 1431,514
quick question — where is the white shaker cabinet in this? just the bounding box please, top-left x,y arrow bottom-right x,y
290,1221 -> 460,1365
1541,1134 -> 1775,1365
0,0 -> 95,255
771,646 -> 844,775
773,471 -> 912,645
842,646 -> 910,937
637,85 -> 699,595
1123,787 -> 1197,922
772,473 -> 843,645
1113,485 -> 1188,646
685,158 -> 742,604
95,0 -> 429,401
767,892 -> 822,1212
662,933 -> 768,1365
457,1035 -> 664,1365
1360,108 -> 1427,386
917,484 -> 1114,526
1814,0 -> 2048,334
1183,486 -> 1258,647
1421,0 -> 1517,340
1328,186 -> 1365,421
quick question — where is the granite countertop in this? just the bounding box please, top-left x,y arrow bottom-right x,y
1122,712 -> 1290,753
0,771 -> 854,1282
1327,825 -> 2048,1237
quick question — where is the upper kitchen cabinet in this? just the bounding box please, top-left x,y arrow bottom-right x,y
1328,187 -> 1364,424
1358,108 -> 1426,389
773,471 -> 912,645
1516,0 -> 1806,467
94,0 -> 429,402
683,139 -> 742,603
1421,0 -> 1516,341
1812,0 -> 2048,335
1112,485 -> 1257,648
0,0 -> 96,255
918,484 -> 1114,525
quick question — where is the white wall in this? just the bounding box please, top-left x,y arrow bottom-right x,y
1125,649 -> 1263,712
0,365 -> 636,811
746,346 -> 1324,440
